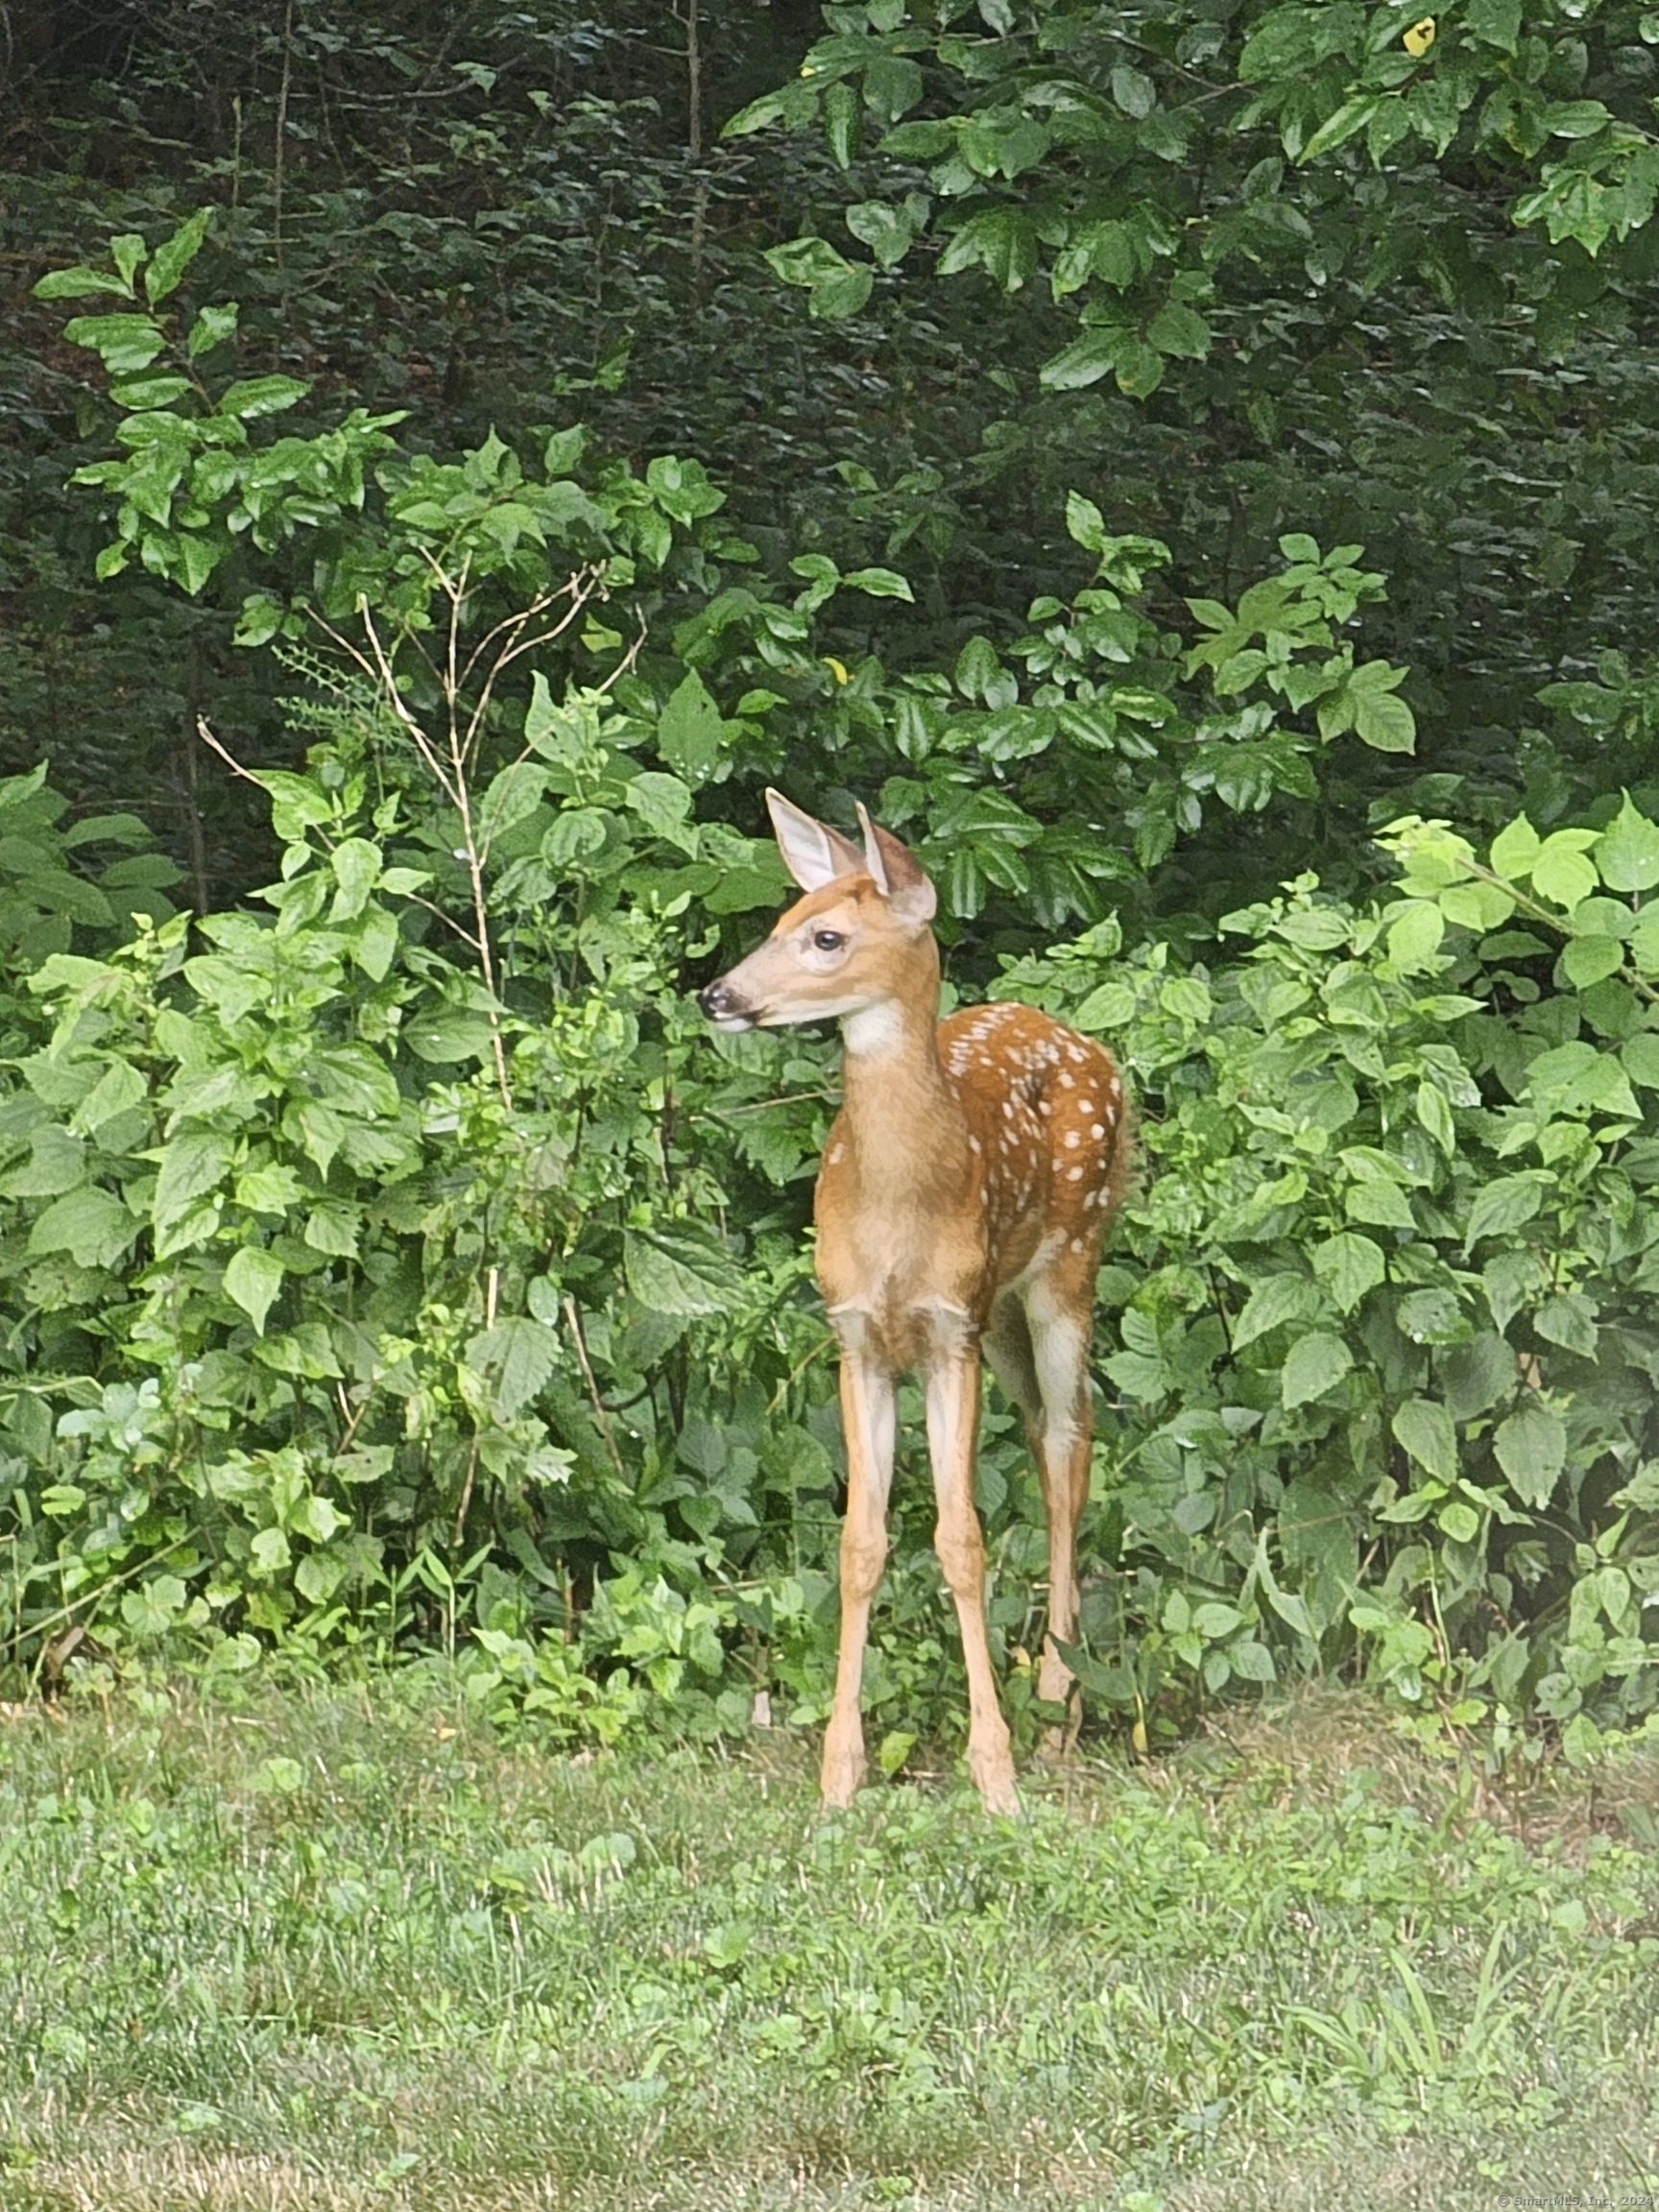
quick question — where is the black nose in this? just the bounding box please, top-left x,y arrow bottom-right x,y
698,979 -> 740,1021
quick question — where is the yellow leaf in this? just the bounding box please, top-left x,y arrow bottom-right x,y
1131,1716 -> 1150,1759
823,656 -> 850,685
800,63 -> 818,78
1403,15 -> 1435,55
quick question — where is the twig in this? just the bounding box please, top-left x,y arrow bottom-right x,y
195,715 -> 264,784
564,1293 -> 629,1484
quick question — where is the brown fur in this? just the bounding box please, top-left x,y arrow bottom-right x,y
701,799 -> 1131,1810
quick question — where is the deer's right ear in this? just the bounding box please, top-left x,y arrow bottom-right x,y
765,788 -> 865,891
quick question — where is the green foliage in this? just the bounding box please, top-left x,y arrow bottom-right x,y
4,138 -> 1658,1767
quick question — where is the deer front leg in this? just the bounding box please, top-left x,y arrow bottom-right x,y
924,1333 -> 1019,1815
822,1317 -> 895,1809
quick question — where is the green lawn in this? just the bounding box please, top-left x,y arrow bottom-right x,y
1,1678 -> 1656,2211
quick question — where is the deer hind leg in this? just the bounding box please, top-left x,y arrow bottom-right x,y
822,1310 -> 896,1809
1022,1265 -> 1094,1746
923,1309 -> 1019,1815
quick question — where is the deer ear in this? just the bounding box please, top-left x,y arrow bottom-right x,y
765,789 -> 865,891
855,804 -> 936,925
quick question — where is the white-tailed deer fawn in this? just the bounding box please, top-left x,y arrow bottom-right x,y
700,792 -> 1131,1813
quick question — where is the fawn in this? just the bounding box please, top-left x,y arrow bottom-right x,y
699,792 -> 1131,1812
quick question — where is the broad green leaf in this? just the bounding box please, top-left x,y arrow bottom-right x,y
469,1315 -> 560,1418
217,375 -> 310,419
1233,1271 -> 1323,1350
1392,1396 -> 1456,1482
842,565 -> 913,601
224,1245 -> 284,1334
1621,1032 -> 1659,1089
328,838 -> 381,922
154,1129 -> 234,1229
1395,1288 -> 1466,1344
1489,815 -> 1541,879
62,312 -> 167,374
143,207 -> 212,304
34,266 -> 131,301
1040,327 -> 1121,391
1494,1395 -> 1566,1508
1597,796 -> 1659,892
405,1010 -> 495,1063
1282,1331 -> 1353,1407
1437,1501 -> 1480,1545
1,1125 -> 88,1198
657,669 -> 730,785
1310,1232 -> 1385,1312
1560,934 -> 1622,988
1534,1292 -> 1597,1358
1386,901 -> 1444,973
1443,1333 -> 1516,1422
1146,301 -> 1210,359
624,1224 -> 744,1316
27,1186 -> 135,1269
1530,831 -> 1599,907
1344,1179 -> 1415,1230
1463,1171 -> 1549,1247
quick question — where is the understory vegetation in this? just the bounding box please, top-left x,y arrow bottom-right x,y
1,0 -> 1658,1775
1,1681 -> 1656,2210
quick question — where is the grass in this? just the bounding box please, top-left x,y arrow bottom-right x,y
1,1677 -> 1657,2211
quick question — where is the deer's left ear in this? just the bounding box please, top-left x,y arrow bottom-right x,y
856,803 -> 936,925
765,788 -> 866,891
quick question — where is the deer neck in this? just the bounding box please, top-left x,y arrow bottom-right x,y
835,957 -> 966,1193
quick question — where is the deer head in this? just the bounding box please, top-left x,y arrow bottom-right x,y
698,790 -> 939,1041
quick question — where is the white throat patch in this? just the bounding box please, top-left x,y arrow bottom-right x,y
841,1001 -> 906,1057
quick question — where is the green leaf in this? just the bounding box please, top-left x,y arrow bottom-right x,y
1310,1232 -> 1386,1312
1463,1171 -> 1548,1247
143,208 -> 212,305
33,266 -> 131,301
1346,662 -> 1416,754
1443,1334 -> 1516,1422
624,1224 -> 744,1316
224,1245 -> 284,1334
1282,1331 -> 1354,1408
154,1130 -> 234,1230
1534,1292 -> 1598,1358
1494,1395 -> 1566,1508
216,375 -> 310,420
1437,1501 -> 1481,1545
1561,934 -> 1623,987
1596,795 -> 1659,892
842,566 -> 913,601
1387,902 -> 1444,973
1146,301 -> 1210,359
1395,1287 -> 1466,1344
1299,95 -> 1383,163
657,669 -> 731,786
1233,1271 -> 1323,1351
328,838 -> 381,921
470,1315 -> 560,1418
1621,1032 -> 1659,1089
187,302 -> 239,360
405,1010 -> 495,1064
1040,327 -> 1121,391
62,312 -> 167,375
824,80 -> 860,169
27,1187 -> 136,1269
1392,1397 -> 1457,1483
1531,831 -> 1599,908
1489,815 -> 1543,880
1344,1179 -> 1416,1231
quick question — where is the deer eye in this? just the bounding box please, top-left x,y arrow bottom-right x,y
812,928 -> 846,952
